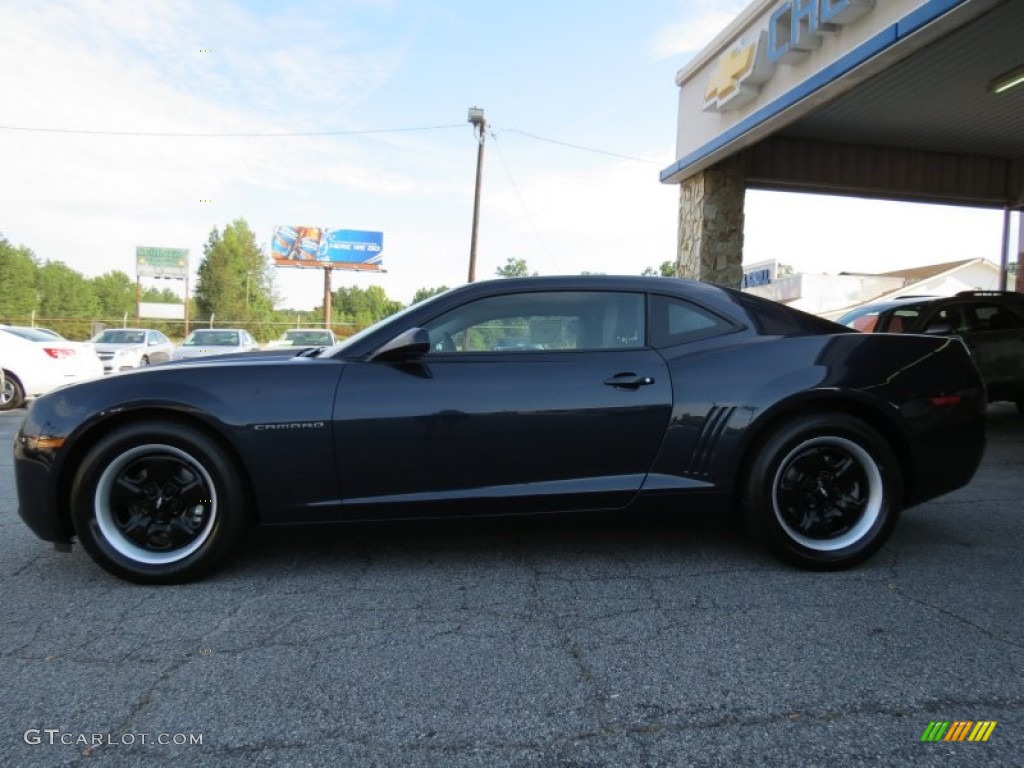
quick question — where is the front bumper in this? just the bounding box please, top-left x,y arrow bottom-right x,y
14,435 -> 70,544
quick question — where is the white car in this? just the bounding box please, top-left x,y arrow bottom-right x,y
0,327 -> 104,410
90,328 -> 175,374
173,329 -> 260,360
265,328 -> 338,349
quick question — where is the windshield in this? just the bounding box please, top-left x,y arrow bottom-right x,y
331,290 -> 452,355
2,326 -> 59,342
93,330 -> 146,344
184,331 -> 239,346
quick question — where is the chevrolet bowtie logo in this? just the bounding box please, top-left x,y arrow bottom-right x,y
702,33 -> 775,113
705,42 -> 756,105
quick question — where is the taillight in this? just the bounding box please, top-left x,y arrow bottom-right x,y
43,347 -> 76,359
931,395 -> 962,407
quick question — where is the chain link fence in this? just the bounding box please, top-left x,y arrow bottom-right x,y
0,315 -> 367,343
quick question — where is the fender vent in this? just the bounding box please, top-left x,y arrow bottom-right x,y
686,405 -> 736,477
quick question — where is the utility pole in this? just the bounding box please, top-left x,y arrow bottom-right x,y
323,267 -> 332,330
467,107 -> 486,283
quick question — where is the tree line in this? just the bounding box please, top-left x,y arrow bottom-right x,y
0,220 -> 448,342
2,220 -> 681,342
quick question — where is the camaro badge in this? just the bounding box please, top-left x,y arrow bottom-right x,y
252,421 -> 326,431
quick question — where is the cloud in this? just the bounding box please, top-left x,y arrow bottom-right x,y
650,1 -> 748,61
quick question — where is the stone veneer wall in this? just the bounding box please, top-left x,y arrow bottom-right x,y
676,155 -> 746,287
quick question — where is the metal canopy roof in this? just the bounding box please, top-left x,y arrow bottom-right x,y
745,0 -> 1023,208
776,0 -> 1024,159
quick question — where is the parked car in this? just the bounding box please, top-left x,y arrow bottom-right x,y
0,327 -> 103,410
15,276 -> 986,583
266,328 -> 338,349
173,329 -> 260,360
90,328 -> 174,373
838,290 -> 1024,412
27,327 -> 65,339
834,295 -> 941,332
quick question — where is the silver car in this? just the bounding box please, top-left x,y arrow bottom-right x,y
173,329 -> 260,360
90,328 -> 175,374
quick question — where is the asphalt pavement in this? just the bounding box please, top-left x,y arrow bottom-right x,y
1,404 -> 1021,767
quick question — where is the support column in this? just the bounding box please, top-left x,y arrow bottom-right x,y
676,155 -> 746,287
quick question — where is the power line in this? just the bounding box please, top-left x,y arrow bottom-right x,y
499,128 -> 660,165
0,123 -> 466,137
489,129 -> 560,273
1,121 -> 663,165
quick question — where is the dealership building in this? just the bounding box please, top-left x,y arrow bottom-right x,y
661,0 -> 1023,292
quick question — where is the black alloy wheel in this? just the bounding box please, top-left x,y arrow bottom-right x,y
71,421 -> 250,583
743,413 -> 902,570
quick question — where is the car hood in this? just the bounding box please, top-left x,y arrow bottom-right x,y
168,348 -> 306,365
176,345 -> 246,358
94,343 -> 145,354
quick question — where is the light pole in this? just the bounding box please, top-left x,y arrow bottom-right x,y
467,106 -> 486,283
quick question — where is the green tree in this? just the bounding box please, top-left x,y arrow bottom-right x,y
331,285 -> 403,326
642,260 -> 677,277
495,257 -> 533,278
411,286 -> 449,304
140,286 -> 182,303
0,236 -> 39,318
91,270 -> 135,317
194,219 -> 273,322
36,261 -> 100,317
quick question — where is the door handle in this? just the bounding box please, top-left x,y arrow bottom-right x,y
603,372 -> 655,389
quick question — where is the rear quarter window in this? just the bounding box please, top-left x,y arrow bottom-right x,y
649,295 -> 737,347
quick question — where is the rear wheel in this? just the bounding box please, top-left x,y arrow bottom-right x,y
743,413 -> 902,570
0,372 -> 25,411
70,421 -> 250,583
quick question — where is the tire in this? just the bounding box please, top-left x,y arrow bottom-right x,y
742,413 -> 902,570
139,355 -> 150,367
1016,400 -> 1023,417
0,371 -> 26,411
70,421 -> 250,583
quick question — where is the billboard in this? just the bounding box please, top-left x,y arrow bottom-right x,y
136,247 -> 189,279
271,226 -> 383,270
139,302 -> 186,320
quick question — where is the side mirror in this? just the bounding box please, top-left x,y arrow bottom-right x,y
370,328 -> 431,362
923,322 -> 955,335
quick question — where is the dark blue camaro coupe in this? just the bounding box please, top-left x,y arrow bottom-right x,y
14,276 -> 986,583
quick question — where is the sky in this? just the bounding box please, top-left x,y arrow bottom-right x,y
0,0 -> 1014,311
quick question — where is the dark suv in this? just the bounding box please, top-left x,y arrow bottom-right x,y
838,291 -> 1024,413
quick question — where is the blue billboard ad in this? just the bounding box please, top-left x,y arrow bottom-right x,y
271,226 -> 383,270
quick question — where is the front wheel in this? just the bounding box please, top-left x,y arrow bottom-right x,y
743,413 -> 902,570
70,421 -> 250,583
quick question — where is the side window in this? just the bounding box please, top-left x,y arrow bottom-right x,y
649,295 -> 735,347
879,307 -> 923,334
972,303 -> 1023,332
928,305 -> 971,334
422,291 -> 645,354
